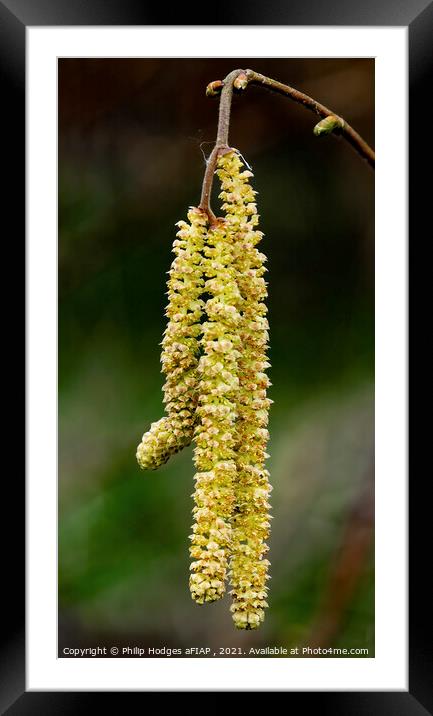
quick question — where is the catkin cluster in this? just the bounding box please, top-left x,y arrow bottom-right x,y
137,150 -> 271,629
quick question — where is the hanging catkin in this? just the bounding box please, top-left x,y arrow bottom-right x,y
189,217 -> 242,603
217,150 -> 272,629
136,207 -> 207,470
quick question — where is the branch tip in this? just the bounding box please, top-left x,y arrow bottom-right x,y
206,80 -> 224,97
313,115 -> 345,137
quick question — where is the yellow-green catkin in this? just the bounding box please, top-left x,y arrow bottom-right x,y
217,150 -> 272,629
136,207 -> 207,470
189,218 -> 242,604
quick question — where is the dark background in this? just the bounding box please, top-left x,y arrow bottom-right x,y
58,58 -> 374,656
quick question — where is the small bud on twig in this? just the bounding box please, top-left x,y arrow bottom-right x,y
206,80 -> 224,97
313,114 -> 345,136
233,72 -> 248,91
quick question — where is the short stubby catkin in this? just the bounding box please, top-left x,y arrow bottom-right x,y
189,218 -> 242,604
136,207 -> 207,470
217,150 -> 272,629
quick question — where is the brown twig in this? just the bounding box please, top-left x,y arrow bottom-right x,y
245,69 -> 375,168
199,68 -> 375,219
199,69 -> 242,221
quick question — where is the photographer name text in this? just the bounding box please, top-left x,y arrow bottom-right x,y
62,645 -> 369,657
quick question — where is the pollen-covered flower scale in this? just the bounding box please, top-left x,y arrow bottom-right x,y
136,207 -> 207,470
217,150 -> 272,629
189,218 -> 242,604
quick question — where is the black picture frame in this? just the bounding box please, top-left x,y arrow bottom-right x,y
3,0 -> 428,710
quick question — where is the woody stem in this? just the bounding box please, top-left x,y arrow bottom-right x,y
199,68 -> 375,219
199,69 -> 243,220
244,69 -> 375,169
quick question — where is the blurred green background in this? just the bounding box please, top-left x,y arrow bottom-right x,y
58,58 -> 374,656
